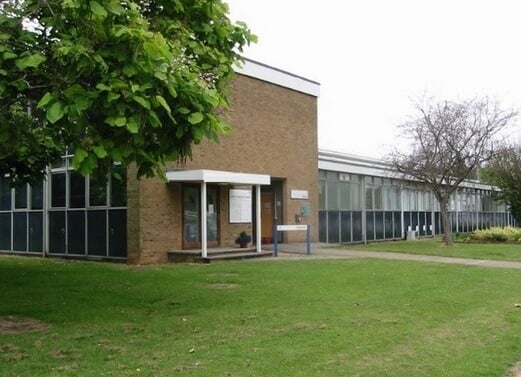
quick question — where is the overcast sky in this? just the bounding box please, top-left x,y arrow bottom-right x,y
225,0 -> 521,159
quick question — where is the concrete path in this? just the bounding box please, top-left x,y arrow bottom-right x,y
262,243 -> 521,270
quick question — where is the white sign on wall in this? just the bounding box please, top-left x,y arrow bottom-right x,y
229,189 -> 252,223
291,189 -> 309,200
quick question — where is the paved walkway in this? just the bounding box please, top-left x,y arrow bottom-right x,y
261,242 -> 521,270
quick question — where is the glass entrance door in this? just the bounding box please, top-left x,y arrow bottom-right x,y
182,185 -> 219,249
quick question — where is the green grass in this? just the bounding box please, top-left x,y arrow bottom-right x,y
341,237 -> 521,262
1,256 -> 521,376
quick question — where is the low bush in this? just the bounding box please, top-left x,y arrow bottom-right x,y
467,226 -> 521,243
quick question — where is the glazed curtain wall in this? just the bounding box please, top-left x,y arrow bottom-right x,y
0,157 -> 127,259
319,170 -> 515,244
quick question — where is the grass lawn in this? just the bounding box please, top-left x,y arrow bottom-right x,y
341,238 -> 521,262
1,255 -> 521,377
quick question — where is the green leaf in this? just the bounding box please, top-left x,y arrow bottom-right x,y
105,1 -> 124,15
149,111 -> 161,128
96,83 -> 111,91
106,116 -> 126,127
90,1 -> 108,17
155,95 -> 171,113
3,52 -> 17,61
71,147 -> 89,166
126,117 -> 139,134
132,96 -> 150,110
107,92 -> 120,102
46,102 -> 65,123
15,54 -> 46,70
188,112 -> 204,125
37,92 -> 53,109
167,85 -> 177,99
93,145 -> 107,158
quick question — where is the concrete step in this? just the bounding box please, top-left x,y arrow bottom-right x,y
195,250 -> 273,263
168,248 -> 273,263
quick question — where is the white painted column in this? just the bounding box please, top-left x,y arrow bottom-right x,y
256,184 -> 262,253
201,182 -> 207,258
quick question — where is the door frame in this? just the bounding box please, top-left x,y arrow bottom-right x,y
182,184 -> 220,249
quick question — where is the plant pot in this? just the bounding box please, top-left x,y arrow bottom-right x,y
239,243 -> 248,248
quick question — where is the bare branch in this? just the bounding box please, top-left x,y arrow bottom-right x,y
389,95 -> 518,245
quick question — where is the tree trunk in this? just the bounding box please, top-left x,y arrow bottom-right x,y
439,198 -> 453,246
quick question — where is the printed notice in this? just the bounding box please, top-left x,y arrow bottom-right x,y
229,189 -> 252,223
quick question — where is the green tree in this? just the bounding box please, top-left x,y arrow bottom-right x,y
0,0 -> 255,186
482,143 -> 521,222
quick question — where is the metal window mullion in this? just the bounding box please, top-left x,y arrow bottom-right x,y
105,209 -> 109,257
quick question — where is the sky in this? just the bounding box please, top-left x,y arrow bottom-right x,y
225,0 -> 521,159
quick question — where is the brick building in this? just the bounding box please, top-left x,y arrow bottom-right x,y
0,59 -> 321,264
127,60 -> 320,264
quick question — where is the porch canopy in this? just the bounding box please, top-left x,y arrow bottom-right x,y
165,169 -> 271,258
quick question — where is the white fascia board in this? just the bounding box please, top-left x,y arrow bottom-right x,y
319,151 -> 497,190
319,159 -> 398,179
165,169 -> 270,185
235,58 -> 320,97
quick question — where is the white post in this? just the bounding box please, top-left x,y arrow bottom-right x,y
201,182 -> 207,258
256,184 -> 262,253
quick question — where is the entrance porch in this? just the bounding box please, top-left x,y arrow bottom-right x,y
165,169 -> 271,259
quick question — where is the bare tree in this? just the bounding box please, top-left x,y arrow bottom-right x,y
390,97 -> 517,245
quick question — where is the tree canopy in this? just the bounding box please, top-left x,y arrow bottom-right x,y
483,143 -> 521,222
0,0 -> 255,186
390,97 -> 517,245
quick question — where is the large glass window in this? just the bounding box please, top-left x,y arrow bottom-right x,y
111,168 -> 127,207
51,173 -> 66,207
365,187 -> 373,210
109,209 -> 127,257
88,210 -> 107,255
2,156 -> 126,258
69,172 -> 86,208
68,211 -> 85,254
31,182 -> 44,210
89,175 -> 107,206
13,212 -> 27,251
0,213 -> 11,250
374,187 -> 382,210
351,183 -> 361,209
15,185 -> 28,209
327,182 -> 339,210
0,179 -> 11,210
339,182 -> 350,209
318,181 -> 326,210
28,212 -> 43,252
49,211 -> 66,253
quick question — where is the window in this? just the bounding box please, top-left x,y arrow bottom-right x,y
0,179 -> 11,210
374,187 -> 382,210
365,187 -> 373,210
327,182 -> 339,210
51,173 -> 66,207
69,172 -> 86,208
30,182 -> 44,210
339,182 -> 350,209
15,185 -> 28,209
89,175 -> 107,206
318,181 -> 326,210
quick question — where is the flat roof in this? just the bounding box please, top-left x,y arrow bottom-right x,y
234,58 -> 320,97
165,169 -> 270,185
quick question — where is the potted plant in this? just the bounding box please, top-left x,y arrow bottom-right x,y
235,231 -> 252,248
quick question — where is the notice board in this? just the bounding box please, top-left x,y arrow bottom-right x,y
229,189 -> 252,223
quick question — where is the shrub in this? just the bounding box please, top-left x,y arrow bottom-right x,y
467,227 -> 521,243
